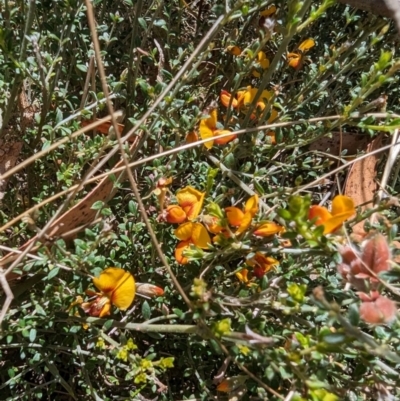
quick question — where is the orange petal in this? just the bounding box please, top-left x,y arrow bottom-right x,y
175,222 -> 194,241
236,269 -> 250,283
267,108 -> 278,123
298,38 -> 315,52
260,5 -> 276,16
205,108 -> 218,129
266,131 -> 276,144
244,195 -> 259,216
105,269 -> 136,310
175,240 -> 191,264
199,120 -> 214,149
186,131 -> 198,144
247,253 -> 278,278
221,90 -> 234,108
214,129 -> 237,145
236,212 -> 253,235
225,206 -> 245,226
191,223 -> 211,249
176,186 -> 205,220
254,221 -> 283,236
237,86 -> 257,108
252,52 -> 270,77
322,214 -> 351,234
287,53 -> 301,68
99,300 -> 112,317
93,267 -> 130,294
321,195 -> 355,234
226,45 -> 241,56
308,205 -> 332,226
331,195 -> 355,217
166,205 -> 187,224
257,51 -> 269,69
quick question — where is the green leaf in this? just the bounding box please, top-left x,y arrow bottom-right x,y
91,201 -> 105,210
29,328 -> 37,342
76,64 -> 87,72
172,308 -> 185,319
142,301 -> 151,320
47,267 -> 60,280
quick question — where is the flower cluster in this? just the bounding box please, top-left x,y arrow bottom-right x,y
165,189 -> 284,285
236,252 -> 279,284
220,85 -> 278,122
164,186 -> 210,264
338,234 -> 396,324
198,108 -> 237,149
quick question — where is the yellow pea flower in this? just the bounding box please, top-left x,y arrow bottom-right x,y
176,186 -> 205,221
226,45 -> 241,55
82,268 -> 135,317
174,222 -> 211,264
287,38 -> 315,69
199,108 -> 236,149
308,195 -> 355,234
225,194 -> 259,235
199,109 -> 218,150
252,51 -> 270,78
236,268 -> 250,283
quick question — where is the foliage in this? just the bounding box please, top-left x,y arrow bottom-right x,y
1,1 -> 400,400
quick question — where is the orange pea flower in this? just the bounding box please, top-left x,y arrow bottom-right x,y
308,195 -> 355,234
287,38 -> 315,69
174,222 -> 211,264
199,108 -> 236,149
252,51 -> 270,78
199,109 -> 217,149
175,240 -> 191,265
165,186 -> 205,223
226,194 -> 258,235
220,86 -> 278,123
237,86 -> 272,109
82,268 -> 135,317
254,221 -> 284,237
287,52 -> 301,69
237,86 -> 277,121
220,90 -> 239,109
235,268 -> 250,284
226,45 -> 241,55
176,186 -> 205,220
246,253 -> 278,278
